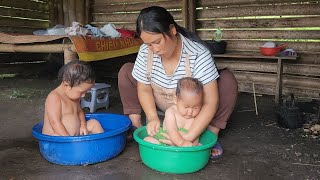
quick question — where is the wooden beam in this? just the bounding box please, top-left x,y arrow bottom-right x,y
182,0 -> 189,28
85,0 -> 90,24
76,0 -> 85,25
0,44 -> 75,53
56,0 -> 64,25
68,0 -> 76,24
63,0 -> 70,26
188,0 -> 196,33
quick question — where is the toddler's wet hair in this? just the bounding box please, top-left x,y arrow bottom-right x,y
176,77 -> 203,98
58,61 -> 95,87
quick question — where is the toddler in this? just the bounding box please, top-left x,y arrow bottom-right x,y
42,61 -> 104,136
144,77 -> 204,146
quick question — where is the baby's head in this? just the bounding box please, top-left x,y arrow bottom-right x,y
58,61 -> 95,100
58,61 -> 95,87
175,77 -> 204,119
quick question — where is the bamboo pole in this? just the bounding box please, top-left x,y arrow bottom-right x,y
253,83 -> 258,115
0,44 -> 75,53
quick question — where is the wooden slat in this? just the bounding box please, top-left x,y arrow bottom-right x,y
197,17 -> 320,29
216,60 -> 320,76
198,30 -> 320,40
0,27 -> 38,34
220,40 -> 320,54
0,62 -> 46,75
93,11 -> 182,23
91,22 -> 136,30
297,53 -> 320,64
94,0 -> 172,5
233,71 -> 320,89
0,17 -> 49,28
91,20 -> 185,30
198,0 -> 316,7
238,82 -> 320,99
0,0 -> 49,12
93,0 -> 182,13
0,52 -> 49,63
197,4 -> 320,19
0,7 -> 49,20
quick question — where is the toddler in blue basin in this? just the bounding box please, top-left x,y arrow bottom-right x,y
144,77 -> 203,146
42,61 -> 104,136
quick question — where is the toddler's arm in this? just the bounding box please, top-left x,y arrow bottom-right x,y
78,108 -> 88,135
46,93 -> 69,136
164,109 -> 193,147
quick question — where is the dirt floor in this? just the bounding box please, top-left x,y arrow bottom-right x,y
0,65 -> 319,180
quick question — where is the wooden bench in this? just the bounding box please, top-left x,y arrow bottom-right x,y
213,52 -> 298,104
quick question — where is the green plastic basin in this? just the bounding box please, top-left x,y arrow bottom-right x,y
133,126 -> 217,174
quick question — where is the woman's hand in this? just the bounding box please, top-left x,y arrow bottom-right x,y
146,119 -> 160,136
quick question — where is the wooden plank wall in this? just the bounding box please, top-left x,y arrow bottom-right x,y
91,0 -> 184,30
0,0 -> 50,34
196,0 -> 320,99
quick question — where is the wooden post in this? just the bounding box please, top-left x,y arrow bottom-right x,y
76,0 -> 85,25
85,0 -> 91,24
63,0 -> 70,26
48,0 -> 56,27
57,0 -> 64,25
64,47 -> 78,64
68,0 -> 76,24
275,58 -> 283,105
188,0 -> 196,32
182,0 -> 189,29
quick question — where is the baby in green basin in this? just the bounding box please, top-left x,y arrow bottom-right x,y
144,77 -> 204,146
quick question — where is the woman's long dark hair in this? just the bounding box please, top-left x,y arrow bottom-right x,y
136,6 -> 208,48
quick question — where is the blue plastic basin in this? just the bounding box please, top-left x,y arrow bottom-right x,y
32,113 -> 131,165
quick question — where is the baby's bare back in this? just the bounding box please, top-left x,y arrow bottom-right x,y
42,90 -> 82,136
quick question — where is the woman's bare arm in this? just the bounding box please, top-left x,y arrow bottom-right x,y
137,82 -> 160,136
183,80 -> 219,141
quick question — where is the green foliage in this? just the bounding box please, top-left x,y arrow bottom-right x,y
213,27 -> 223,42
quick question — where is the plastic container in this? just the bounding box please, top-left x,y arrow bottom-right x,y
133,126 -> 218,174
260,44 -> 287,56
32,113 -> 131,165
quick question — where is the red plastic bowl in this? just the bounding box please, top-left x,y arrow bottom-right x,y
259,46 -> 282,56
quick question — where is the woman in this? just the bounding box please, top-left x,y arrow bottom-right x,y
118,6 -> 238,158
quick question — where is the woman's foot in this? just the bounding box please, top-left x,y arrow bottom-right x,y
127,114 -> 142,141
207,125 -> 223,159
211,142 -> 223,159
129,114 -> 142,128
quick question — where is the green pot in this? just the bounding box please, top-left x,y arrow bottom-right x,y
133,126 -> 217,174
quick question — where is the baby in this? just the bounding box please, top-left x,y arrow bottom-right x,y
144,77 -> 204,146
42,61 -> 104,136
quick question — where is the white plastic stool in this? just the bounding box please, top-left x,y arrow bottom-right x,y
81,83 -> 111,113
